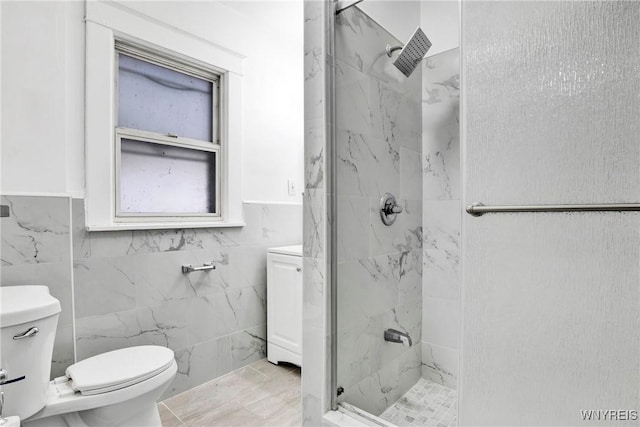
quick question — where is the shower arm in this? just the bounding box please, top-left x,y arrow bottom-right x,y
335,0 -> 364,15
386,45 -> 403,57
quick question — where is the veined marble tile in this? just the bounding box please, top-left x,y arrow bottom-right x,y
423,49 -> 460,201
336,60 -> 371,135
302,392 -> 323,427
75,300 -> 189,360
1,262 -> 73,325
1,196 -> 74,378
72,198 -> 91,259
423,49 -> 460,105
238,203 -> 302,248
177,335 -> 233,394
342,346 -> 421,417
370,198 -> 422,257
370,80 -> 421,151
421,341 -> 458,390
395,345 -> 423,402
302,326 -> 329,425
73,257 -> 137,318
1,195 -> 70,265
400,147 -> 423,201
303,189 -> 325,259
51,322 -> 74,379
254,203 -> 303,248
73,200 -> 301,259
367,135 -> 402,199
336,130 -> 375,197
163,347 -> 195,398
135,249 -> 229,306
381,304 -> 422,369
303,0 -> 331,126
337,314 -> 383,390
336,130 -> 401,199
84,226 -> 241,259
303,257 -> 326,330
186,285 -> 266,346
337,256 -> 399,329
305,118 -> 326,190
335,6 -> 403,81
337,195 -> 370,263
230,325 -> 267,370
423,109 -> 460,201
226,246 -> 267,289
421,297 -> 460,350
423,200 -> 461,300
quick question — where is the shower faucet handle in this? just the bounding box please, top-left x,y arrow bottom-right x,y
389,205 -> 403,214
380,193 -> 403,226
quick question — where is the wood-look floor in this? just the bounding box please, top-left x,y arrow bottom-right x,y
159,359 -> 301,427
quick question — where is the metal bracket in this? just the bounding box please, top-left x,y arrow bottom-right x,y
181,263 -> 216,274
335,0 -> 364,15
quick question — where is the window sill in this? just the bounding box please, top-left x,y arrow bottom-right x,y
86,221 -> 246,231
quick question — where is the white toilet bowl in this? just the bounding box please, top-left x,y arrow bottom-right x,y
0,286 -> 177,427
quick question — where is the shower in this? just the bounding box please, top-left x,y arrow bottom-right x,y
386,27 -> 432,77
335,0 -> 431,78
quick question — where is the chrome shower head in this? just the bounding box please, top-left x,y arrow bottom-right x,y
386,27 -> 432,77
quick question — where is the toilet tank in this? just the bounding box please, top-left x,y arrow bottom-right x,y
0,286 -> 61,419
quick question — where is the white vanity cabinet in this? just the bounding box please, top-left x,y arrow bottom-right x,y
267,245 -> 302,366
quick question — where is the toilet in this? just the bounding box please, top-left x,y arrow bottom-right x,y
0,286 -> 177,427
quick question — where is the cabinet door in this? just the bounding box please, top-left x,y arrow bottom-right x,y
267,253 -> 302,355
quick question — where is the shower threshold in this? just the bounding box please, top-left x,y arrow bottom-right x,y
327,380 -> 457,427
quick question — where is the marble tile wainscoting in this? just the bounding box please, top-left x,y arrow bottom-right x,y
0,195 -> 75,378
334,6 -> 423,417
1,195 -> 302,398
72,199 -> 302,397
421,48 -> 461,390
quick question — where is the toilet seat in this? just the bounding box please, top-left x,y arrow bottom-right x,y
66,346 -> 174,396
26,350 -> 177,423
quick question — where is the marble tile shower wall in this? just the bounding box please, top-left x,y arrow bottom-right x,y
334,7 -> 423,416
72,199 -> 302,397
421,48 -> 460,390
0,195 -> 75,378
302,1 -> 332,425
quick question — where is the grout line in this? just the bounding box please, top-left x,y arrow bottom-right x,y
159,402 -> 186,426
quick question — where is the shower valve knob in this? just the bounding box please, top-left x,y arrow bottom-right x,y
380,193 -> 403,226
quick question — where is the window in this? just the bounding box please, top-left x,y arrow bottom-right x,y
84,6 -> 244,231
115,42 -> 221,219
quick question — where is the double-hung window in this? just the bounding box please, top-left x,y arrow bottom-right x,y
114,41 -> 221,220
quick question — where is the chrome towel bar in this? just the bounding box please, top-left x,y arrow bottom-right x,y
181,263 -> 216,274
466,202 -> 640,217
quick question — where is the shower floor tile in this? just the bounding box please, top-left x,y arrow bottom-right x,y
160,358 -> 301,426
380,379 -> 457,427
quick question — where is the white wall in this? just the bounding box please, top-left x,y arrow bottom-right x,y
0,0 -> 304,203
359,0 -> 421,42
421,0 -> 458,56
1,2 -> 70,195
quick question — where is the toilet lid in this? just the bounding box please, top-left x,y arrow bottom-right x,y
66,346 -> 175,396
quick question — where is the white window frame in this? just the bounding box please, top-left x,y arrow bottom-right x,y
114,43 -> 222,220
115,128 -> 222,218
85,1 -> 245,230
